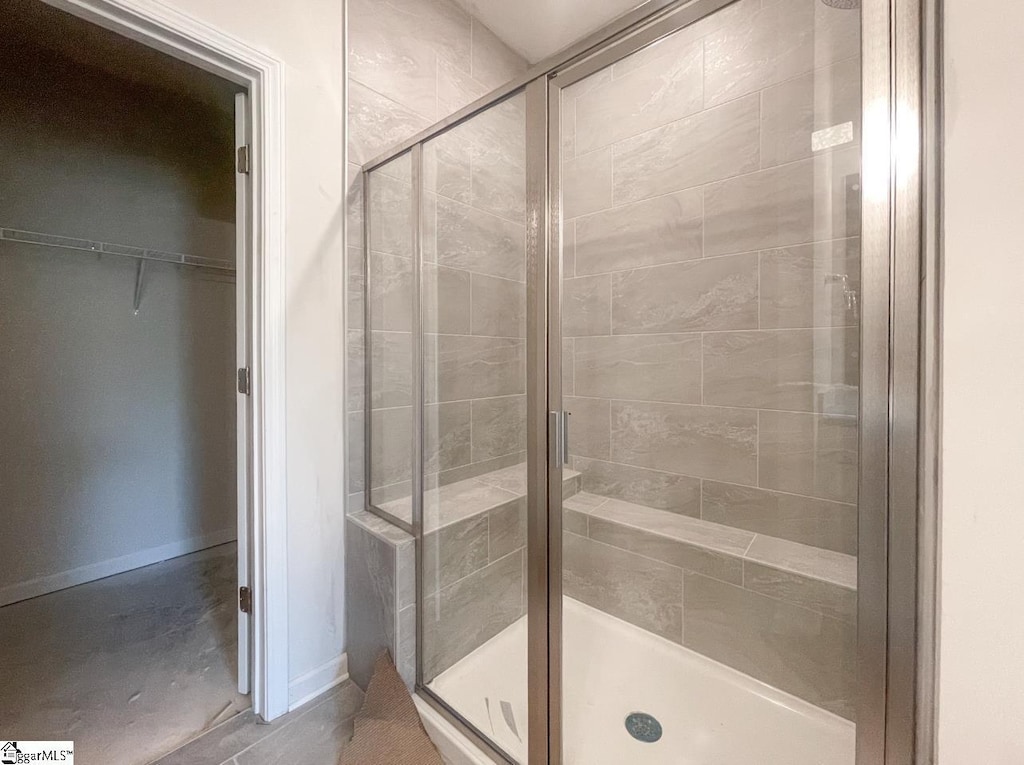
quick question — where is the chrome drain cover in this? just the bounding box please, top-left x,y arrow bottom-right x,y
625,712 -> 663,743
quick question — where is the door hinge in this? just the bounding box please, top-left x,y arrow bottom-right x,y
239,586 -> 253,614
237,367 -> 251,396
236,144 -> 251,174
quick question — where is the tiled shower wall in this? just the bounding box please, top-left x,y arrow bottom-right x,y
346,0 -> 527,511
561,0 -> 862,557
344,0 -> 526,688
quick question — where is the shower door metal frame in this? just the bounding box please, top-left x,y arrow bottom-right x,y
359,0 -> 938,760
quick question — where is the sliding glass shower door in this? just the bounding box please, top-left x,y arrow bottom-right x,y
553,0 -> 862,762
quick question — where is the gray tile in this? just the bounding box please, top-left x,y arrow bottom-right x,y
574,36 -> 703,155
397,604 -> 416,689
437,57 -> 491,119
564,397 -> 611,460
611,254 -> 758,334
347,329 -> 364,412
588,517 -> 743,585
575,334 -> 701,404
471,273 -> 525,338
574,189 -> 703,276
702,0 -> 861,108
397,540 -> 416,611
437,451 -> 525,488
590,497 -> 754,556
346,82 -> 432,166
367,171 -> 414,260
471,395 -> 526,462
563,274 -> 611,336
610,400 -> 757,484
575,457 -> 700,517
702,328 -> 859,414
760,239 -> 861,329
564,507 -> 589,536
760,56 -> 861,168
424,401 -> 472,474
702,480 -> 857,555
489,497 -> 527,560
423,513 -> 490,592
563,147 -> 613,219
562,491 -> 610,514
422,550 -> 524,679
471,19 -> 527,90
743,560 -> 856,624
469,96 -> 527,222
563,532 -> 682,643
369,406 -> 412,490
347,162 -> 364,249
612,94 -> 760,205
562,218 -> 576,278
745,534 -> 856,590
683,573 -> 856,720
758,410 -> 859,503
369,330 -> 411,408
436,196 -> 526,281
563,337 -> 575,395
421,479 -> 520,532
368,250 -> 413,332
429,335 -> 525,402
347,411 -> 365,494
347,246 -> 365,331
425,129 -> 472,204
703,148 -> 861,256
151,710 -> 265,765
345,518 -> 397,689
235,684 -> 364,765
424,264 -> 471,335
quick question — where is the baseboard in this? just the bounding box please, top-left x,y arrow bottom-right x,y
288,653 -> 350,711
0,529 -> 237,607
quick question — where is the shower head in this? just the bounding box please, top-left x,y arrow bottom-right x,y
821,0 -> 859,7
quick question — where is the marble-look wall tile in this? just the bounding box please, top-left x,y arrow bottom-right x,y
347,246 -> 365,330
702,328 -> 859,414
760,56 -> 861,168
422,549 -> 524,679
610,401 -> 757,484
368,251 -> 412,331
760,239 -> 861,329
611,254 -> 758,334
703,147 -> 861,256
758,410 -> 858,503
563,274 -> 611,337
424,130 -> 472,205
437,57 -> 491,119
574,457 -> 700,517
423,263 -> 471,335
348,412 -> 365,495
368,172 -> 414,259
423,513 -> 490,592
471,273 -> 525,338
471,395 -> 526,462
369,330 -> 412,408
424,401 -> 472,474
564,396 -> 611,461
430,335 -> 525,402
562,218 -> 576,278
489,497 -> 526,561
743,561 -> 856,624
347,329 -> 365,412
574,189 -> 703,275
470,19 -> 528,90
469,96 -> 526,222
345,516 -> 398,689
683,572 -> 856,720
562,338 -> 574,396
397,604 -> 416,688
703,0 -> 861,108
574,334 -> 701,404
612,94 -> 760,205
563,531 -> 683,642
436,196 -> 525,280
702,480 -> 857,555
370,406 -> 413,490
745,534 -> 856,590
574,37 -> 703,155
349,81 -> 431,166
588,517 -> 742,585
563,148 -> 613,219
347,162 -> 363,248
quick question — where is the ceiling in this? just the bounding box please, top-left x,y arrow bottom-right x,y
452,0 -> 646,62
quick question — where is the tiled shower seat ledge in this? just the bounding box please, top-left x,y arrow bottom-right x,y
378,463 -> 581,531
565,492 -> 856,620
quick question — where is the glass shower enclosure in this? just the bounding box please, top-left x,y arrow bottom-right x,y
361,0 -> 924,762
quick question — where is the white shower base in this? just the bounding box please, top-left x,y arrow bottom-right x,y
428,598 -> 855,765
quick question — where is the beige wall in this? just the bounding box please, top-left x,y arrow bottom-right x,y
938,1 -> 1024,762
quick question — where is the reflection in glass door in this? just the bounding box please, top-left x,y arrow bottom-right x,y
554,1 -> 861,762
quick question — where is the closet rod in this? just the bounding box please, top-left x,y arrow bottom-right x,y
0,227 -> 236,273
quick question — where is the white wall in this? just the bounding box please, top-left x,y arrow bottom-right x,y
141,0 -> 348,696
938,2 -> 1024,762
0,49 -> 237,605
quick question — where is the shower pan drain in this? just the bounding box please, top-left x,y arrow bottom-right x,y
624,712 -> 663,743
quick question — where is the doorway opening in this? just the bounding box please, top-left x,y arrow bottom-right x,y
0,1 -> 254,760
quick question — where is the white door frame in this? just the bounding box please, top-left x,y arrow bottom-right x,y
40,0 -> 290,720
